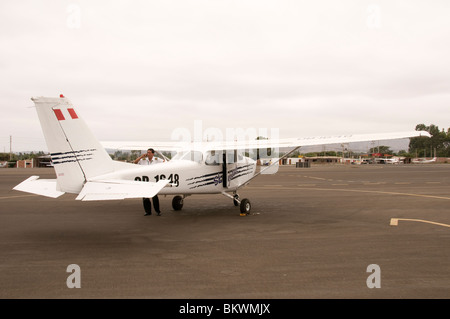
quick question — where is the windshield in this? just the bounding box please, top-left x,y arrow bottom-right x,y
171,151 -> 203,163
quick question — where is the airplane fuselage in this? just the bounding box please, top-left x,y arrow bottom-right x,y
92,156 -> 257,195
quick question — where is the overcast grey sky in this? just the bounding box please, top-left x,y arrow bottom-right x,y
1,0 -> 449,152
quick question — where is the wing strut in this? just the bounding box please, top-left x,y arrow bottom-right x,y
236,146 -> 301,190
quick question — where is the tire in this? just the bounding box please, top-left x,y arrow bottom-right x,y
172,195 -> 184,211
240,198 -> 251,215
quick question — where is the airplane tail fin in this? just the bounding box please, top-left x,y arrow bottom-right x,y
32,95 -> 115,194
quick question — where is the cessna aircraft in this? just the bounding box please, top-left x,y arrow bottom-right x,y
13,95 -> 431,215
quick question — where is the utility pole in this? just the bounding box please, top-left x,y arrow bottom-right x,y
9,135 -> 12,160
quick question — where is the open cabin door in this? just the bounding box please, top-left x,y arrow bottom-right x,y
222,150 -> 239,189
205,149 -> 240,189
222,152 -> 227,188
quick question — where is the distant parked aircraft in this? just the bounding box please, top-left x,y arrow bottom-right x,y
412,157 -> 437,164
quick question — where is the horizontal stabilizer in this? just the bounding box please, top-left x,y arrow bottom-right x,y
13,176 -> 65,198
76,179 -> 170,201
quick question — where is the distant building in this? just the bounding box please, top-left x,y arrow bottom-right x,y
15,159 -> 34,168
14,155 -> 52,168
280,156 -> 341,165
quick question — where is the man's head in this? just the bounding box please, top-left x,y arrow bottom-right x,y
147,148 -> 155,159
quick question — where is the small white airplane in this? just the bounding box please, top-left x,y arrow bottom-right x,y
412,157 -> 437,163
13,95 -> 431,215
375,156 -> 402,164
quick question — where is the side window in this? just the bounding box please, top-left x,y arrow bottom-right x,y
205,150 -> 244,164
205,151 -> 221,165
227,151 -> 236,164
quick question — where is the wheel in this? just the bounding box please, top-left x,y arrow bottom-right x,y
233,194 -> 239,206
239,198 -> 251,215
172,195 -> 184,211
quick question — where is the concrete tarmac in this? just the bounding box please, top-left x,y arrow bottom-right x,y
0,164 -> 449,298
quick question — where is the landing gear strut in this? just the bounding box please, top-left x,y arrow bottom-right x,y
233,194 -> 239,206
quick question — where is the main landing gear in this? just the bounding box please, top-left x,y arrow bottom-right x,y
228,192 -> 251,216
172,195 -> 184,211
238,198 -> 251,216
171,193 -> 252,216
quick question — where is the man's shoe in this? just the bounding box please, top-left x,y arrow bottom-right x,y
156,212 -> 161,216
144,212 -> 152,216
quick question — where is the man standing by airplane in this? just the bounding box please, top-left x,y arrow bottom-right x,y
134,148 -> 163,216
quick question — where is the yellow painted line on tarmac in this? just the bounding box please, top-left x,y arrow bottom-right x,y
390,218 -> 450,228
248,186 -> 450,201
308,187 -> 450,201
343,189 -> 450,201
0,194 -> 38,200
307,177 -> 326,181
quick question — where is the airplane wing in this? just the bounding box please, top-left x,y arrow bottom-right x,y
225,130 -> 430,190
205,130 -> 431,151
103,130 -> 430,152
75,179 -> 170,201
101,141 -> 187,152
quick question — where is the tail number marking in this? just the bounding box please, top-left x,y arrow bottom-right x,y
135,174 -> 179,187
